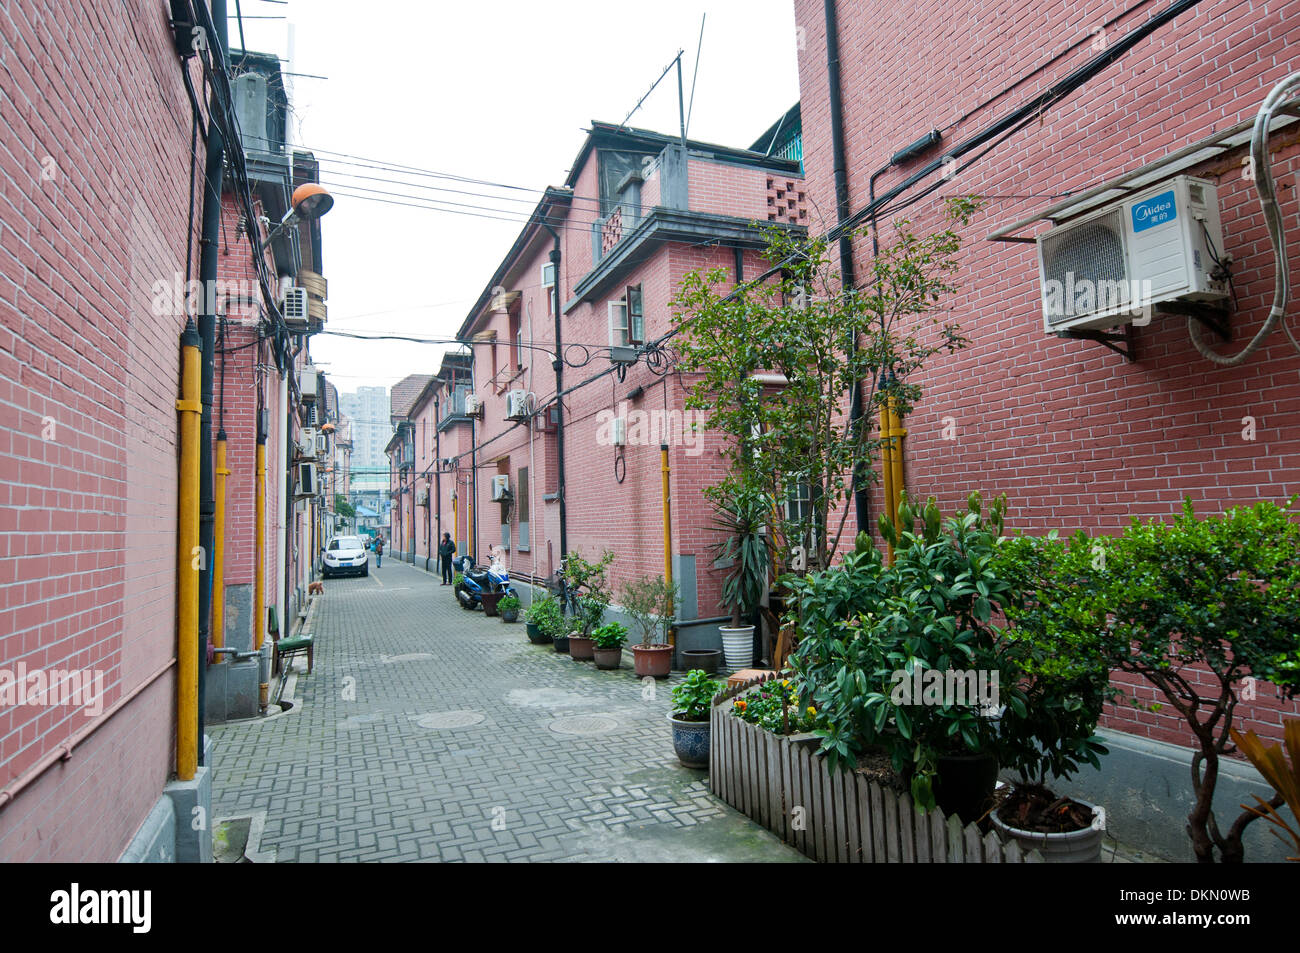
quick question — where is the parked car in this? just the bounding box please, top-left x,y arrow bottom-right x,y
322,535 -> 369,578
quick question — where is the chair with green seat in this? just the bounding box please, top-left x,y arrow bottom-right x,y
271,605 -> 314,675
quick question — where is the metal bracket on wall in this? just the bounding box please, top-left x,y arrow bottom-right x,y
1057,323 -> 1135,362
1154,301 -> 1231,343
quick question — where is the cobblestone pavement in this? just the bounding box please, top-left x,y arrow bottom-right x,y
209,559 -> 805,862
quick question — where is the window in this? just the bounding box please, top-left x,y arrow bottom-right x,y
510,311 -> 522,370
626,284 -> 644,344
517,466 -> 529,551
541,262 -> 557,318
608,299 -> 629,348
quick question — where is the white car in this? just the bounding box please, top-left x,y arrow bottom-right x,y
322,535 -> 369,578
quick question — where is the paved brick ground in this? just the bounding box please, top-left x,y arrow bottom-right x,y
209,559 -> 803,862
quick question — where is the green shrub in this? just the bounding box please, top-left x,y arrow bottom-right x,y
672,670 -> 722,722
590,621 -> 628,650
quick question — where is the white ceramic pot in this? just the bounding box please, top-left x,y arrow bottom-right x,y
991,794 -> 1107,863
719,625 -> 755,670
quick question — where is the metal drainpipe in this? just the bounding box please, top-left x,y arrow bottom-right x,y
194,0 -> 228,764
176,320 -> 202,781
539,223 -> 567,577
824,0 -> 869,537
434,397 -> 442,572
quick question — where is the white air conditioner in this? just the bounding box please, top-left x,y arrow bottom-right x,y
282,287 -> 309,329
1037,175 -> 1228,333
491,474 -> 510,501
463,394 -> 482,417
298,427 -> 317,458
299,363 -> 319,399
504,389 -> 531,421
316,432 -> 328,456
295,462 -> 317,498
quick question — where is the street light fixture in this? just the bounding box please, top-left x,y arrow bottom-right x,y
258,183 -> 335,253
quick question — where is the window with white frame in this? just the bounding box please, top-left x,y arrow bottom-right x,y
541,262 -> 556,318
608,298 -> 630,348
626,284 -> 644,344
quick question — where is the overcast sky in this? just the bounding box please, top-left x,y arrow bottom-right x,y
232,0 -> 801,395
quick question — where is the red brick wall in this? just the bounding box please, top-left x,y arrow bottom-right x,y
0,2 -> 198,859
794,0 -> 1300,747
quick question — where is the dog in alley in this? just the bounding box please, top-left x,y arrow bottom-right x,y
308,580 -> 324,596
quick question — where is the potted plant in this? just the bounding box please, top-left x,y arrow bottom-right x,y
710,481 -> 770,671
566,597 -> 597,661
590,621 -> 628,670
480,589 -> 504,617
524,595 -> 560,644
498,594 -> 520,623
669,669 -> 722,768
621,574 -> 678,678
552,626 -> 571,654
561,550 -> 614,659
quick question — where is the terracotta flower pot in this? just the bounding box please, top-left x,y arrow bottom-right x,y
568,634 -> 595,661
632,644 -> 673,678
592,646 -> 623,670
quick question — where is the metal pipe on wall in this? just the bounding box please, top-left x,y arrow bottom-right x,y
176,321 -> 202,781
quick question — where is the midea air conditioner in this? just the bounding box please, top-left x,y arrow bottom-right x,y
491,474 -> 510,501
505,389 -> 531,421
1036,175 -> 1228,333
282,287 -> 310,330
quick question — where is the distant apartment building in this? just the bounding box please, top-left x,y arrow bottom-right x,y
339,386 -> 393,473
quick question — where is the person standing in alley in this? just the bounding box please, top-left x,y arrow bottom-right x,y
374,534 -> 385,568
438,532 -> 456,585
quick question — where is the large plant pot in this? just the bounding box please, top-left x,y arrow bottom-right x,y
527,627 -> 553,646
525,621 -> 542,639
592,647 -> 623,670
552,633 -> 570,653
935,752 -> 999,826
991,792 -> 1106,863
681,649 -> 721,675
480,591 -> 503,617
632,644 -> 673,678
719,625 -> 755,670
667,712 -> 710,768
567,634 -> 595,660
500,607 -> 519,623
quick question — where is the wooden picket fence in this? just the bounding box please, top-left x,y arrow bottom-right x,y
709,674 -> 1042,863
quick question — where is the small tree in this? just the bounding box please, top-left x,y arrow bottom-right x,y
335,496 -> 355,520
620,574 -> 679,646
1094,499 -> 1300,862
562,549 -> 615,637
672,196 -> 982,576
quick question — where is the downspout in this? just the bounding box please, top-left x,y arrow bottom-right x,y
539,219 -> 567,575
434,398 -> 441,569
176,320 -> 202,781
195,0 -> 228,764
824,0 -> 869,536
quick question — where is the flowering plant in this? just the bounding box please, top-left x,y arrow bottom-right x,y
731,677 -> 826,735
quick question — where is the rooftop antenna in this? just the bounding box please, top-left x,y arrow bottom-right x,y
618,49 -> 686,142
685,13 -> 706,140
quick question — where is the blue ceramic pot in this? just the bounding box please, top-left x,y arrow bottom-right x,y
667,712 -> 710,769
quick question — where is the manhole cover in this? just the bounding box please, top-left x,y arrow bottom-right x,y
548,715 -> 618,735
414,710 -> 485,730
383,653 -> 435,663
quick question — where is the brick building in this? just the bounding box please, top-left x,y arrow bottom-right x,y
792,0 -> 1300,855
401,119 -> 806,654
0,6 -> 330,860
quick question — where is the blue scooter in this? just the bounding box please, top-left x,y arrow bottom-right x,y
454,555 -> 516,610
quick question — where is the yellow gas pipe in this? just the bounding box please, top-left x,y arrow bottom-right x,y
254,435 -> 266,651
176,324 -> 202,781
660,443 -> 673,647
879,401 -> 896,564
213,432 -> 228,653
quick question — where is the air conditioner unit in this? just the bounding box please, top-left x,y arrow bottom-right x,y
316,432 -> 328,456
1036,175 -> 1228,333
463,394 -> 482,417
295,462 -> 318,498
282,287 -> 309,330
491,474 -> 510,501
303,402 -> 319,426
299,363 -> 319,400
298,427 -> 317,458
504,389 -> 531,421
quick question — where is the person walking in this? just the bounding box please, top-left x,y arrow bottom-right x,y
438,533 -> 456,585
374,534 -> 385,568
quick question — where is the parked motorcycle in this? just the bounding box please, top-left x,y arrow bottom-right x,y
454,556 -> 517,610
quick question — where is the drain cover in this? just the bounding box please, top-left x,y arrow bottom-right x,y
548,715 -> 618,735
414,710 -> 485,730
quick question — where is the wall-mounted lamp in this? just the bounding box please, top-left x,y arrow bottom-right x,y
258,183 -> 335,253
